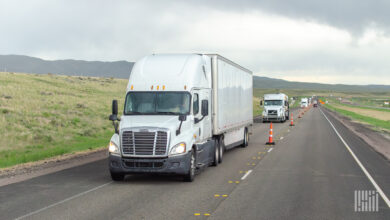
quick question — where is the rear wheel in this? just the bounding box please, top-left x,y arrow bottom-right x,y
211,140 -> 219,166
242,128 -> 249,147
183,150 -> 196,182
110,172 -> 125,181
218,137 -> 224,163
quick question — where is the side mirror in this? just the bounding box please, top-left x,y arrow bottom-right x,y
109,100 -> 119,121
260,100 -> 263,106
178,114 -> 187,121
112,100 -> 118,115
201,100 -> 208,116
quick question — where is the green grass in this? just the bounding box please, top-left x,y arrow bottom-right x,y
323,103 -> 390,131
0,72 -> 127,168
0,130 -> 113,168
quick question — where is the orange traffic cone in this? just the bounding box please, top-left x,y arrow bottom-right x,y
290,113 -> 294,126
266,122 -> 275,145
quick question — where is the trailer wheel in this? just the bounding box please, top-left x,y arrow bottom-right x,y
211,139 -> 219,166
242,128 -> 249,147
218,137 -> 224,163
183,150 -> 196,182
110,172 -> 125,181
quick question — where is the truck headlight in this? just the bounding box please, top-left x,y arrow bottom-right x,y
170,142 -> 186,155
108,141 -> 120,155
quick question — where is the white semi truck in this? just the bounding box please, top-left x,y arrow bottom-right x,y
108,54 -> 253,182
261,93 -> 289,122
301,98 -> 309,108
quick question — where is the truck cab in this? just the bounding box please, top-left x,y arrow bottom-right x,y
261,93 -> 289,123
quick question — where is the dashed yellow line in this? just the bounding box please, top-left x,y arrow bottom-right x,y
194,213 -> 201,216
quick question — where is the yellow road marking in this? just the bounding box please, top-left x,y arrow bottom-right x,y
194,213 -> 201,216
235,181 -> 240,184
222,194 -> 228,197
214,194 -> 220,197
204,213 -> 210,216
252,163 -> 256,166
239,170 -> 243,173
228,180 -> 233,183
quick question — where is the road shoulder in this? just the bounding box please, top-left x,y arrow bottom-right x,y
322,107 -> 390,161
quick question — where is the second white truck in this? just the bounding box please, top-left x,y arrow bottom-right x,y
261,93 -> 289,122
108,54 -> 253,182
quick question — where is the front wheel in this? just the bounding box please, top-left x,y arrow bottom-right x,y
183,150 -> 196,182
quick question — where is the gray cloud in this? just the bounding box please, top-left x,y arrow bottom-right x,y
0,0 -> 389,84
194,0 -> 390,35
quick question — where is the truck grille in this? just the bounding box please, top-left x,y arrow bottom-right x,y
268,110 -> 277,115
121,130 -> 168,156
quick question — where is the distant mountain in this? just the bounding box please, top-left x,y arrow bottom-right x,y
253,76 -> 390,93
1,54 -> 389,92
0,55 -> 133,79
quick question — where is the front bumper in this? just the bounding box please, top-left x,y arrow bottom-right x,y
263,116 -> 283,121
109,152 -> 191,175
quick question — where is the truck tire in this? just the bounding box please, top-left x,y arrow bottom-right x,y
218,137 -> 224,163
241,128 -> 249,147
183,150 -> 196,182
110,172 -> 125,181
211,140 -> 219,166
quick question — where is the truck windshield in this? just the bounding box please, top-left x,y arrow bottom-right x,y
264,100 -> 283,106
124,92 -> 191,115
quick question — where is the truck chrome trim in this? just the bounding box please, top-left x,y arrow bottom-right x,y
120,127 -> 170,158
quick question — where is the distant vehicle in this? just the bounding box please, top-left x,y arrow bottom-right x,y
313,100 -> 318,107
301,98 -> 308,108
261,93 -> 289,123
108,54 -> 253,182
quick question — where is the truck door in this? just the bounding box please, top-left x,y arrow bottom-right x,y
192,89 -> 212,164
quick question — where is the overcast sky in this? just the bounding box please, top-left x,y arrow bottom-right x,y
1,0 -> 389,84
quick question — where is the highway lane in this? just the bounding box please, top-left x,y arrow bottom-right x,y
211,107 -> 390,219
0,109 -> 295,220
0,107 -> 389,219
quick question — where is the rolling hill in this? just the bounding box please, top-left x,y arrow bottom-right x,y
1,54 -> 389,92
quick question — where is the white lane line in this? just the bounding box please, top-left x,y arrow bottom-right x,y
15,181 -> 113,220
280,137 -> 284,140
241,170 -> 253,180
320,108 -> 390,208
268,148 -> 273,153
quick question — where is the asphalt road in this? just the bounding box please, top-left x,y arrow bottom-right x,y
0,107 -> 389,220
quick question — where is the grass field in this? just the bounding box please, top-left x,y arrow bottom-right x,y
322,94 -> 390,132
0,72 -> 127,168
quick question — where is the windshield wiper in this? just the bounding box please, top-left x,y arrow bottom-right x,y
156,111 -> 178,115
127,111 -> 143,115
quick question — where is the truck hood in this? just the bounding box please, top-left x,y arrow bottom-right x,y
120,115 -> 180,131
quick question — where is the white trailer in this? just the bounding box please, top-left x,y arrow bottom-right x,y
108,54 -> 253,182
